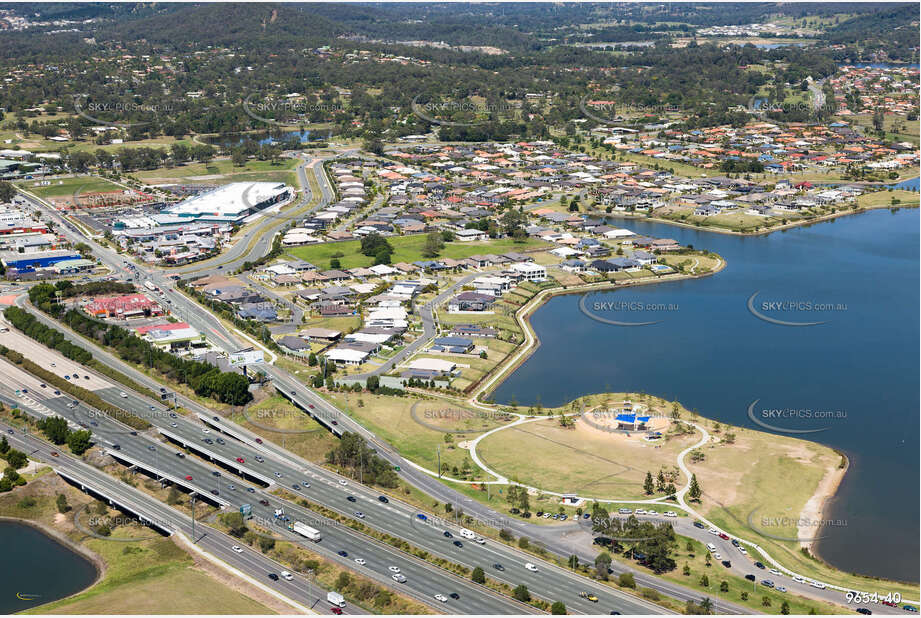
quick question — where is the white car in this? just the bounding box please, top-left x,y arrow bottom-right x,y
792,575 -> 805,584
713,553 -> 722,560
302,482 -> 310,488
338,480 -> 348,486
645,510 -> 658,515
708,528 -> 719,535
281,571 -> 293,581
354,558 -> 366,566
769,568 -> 782,576
170,422 -> 178,427
664,511 -> 678,518
776,586 -> 787,593
202,428 -> 210,433
475,537 -> 486,545
434,594 -> 448,603
737,546 -> 748,555
388,566 -> 401,573
525,563 -> 538,572
119,391 -> 128,398
231,545 -> 243,553
392,574 -> 406,583
635,509 -> 647,515
810,581 -> 826,589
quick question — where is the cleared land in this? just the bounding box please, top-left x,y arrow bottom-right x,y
134,158 -> 300,187
288,235 -> 549,270
16,176 -> 125,199
477,416 -> 696,499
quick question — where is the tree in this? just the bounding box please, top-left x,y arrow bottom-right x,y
39,416 -> 70,444
618,572 -> 636,588
567,554 -> 579,569
781,600 -> 791,614
644,471 -> 655,495
513,585 -> 530,602
688,474 -> 702,502
258,536 -> 275,552
0,436 -> 9,455
719,580 -> 729,592
471,566 -> 486,584
550,601 -> 566,614
700,597 -> 714,614
0,181 -> 16,203
594,552 -> 611,579
221,511 -> 247,537
336,571 -> 351,589
421,231 -> 444,258
56,493 -> 70,513
67,429 -> 92,455
6,449 -> 27,469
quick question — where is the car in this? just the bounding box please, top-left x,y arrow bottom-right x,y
212,416 -> 219,421
737,546 -> 748,555
810,581 -> 826,589
231,545 -> 243,553
64,375 -> 70,380
583,513 -> 591,519
170,422 -> 178,428
721,560 -> 732,568
718,533 -> 730,540
84,375 -> 90,380
449,593 -> 459,600
664,511 -> 678,517
210,489 -> 219,496
560,514 -> 568,520
776,586 -> 787,593
40,383 -> 46,388
308,404 -> 315,409
493,563 -> 504,571
175,452 -> 185,458
881,601 -> 898,608
119,392 -> 128,398
202,428 -> 210,433
453,540 -> 463,548
693,521 -> 705,529
5,429 -> 12,435
792,575 -> 805,583
587,595 -> 599,602
338,479 -> 348,486
434,594 -> 448,603
147,445 -> 156,451
185,475 -> 193,480
290,391 -> 296,395
268,573 -> 279,581
212,471 -> 221,477
50,451 -> 59,457
259,499 -> 269,506
149,406 -> 155,411
618,508 -> 632,514
337,550 -> 348,557
90,421 -> 98,427
443,531 -> 453,538
552,513 -> 559,519
346,496 -> 357,503
254,438 -> 262,444
355,512 -> 364,519
754,561 -> 765,569
730,539 -> 740,547
292,484 -> 301,491
227,484 -> 235,491
129,431 -> 138,436
54,390 -> 60,395
525,563 -> 538,572
302,482 -> 310,488
904,606 -> 918,613
331,420 -> 338,426
281,571 -> 293,581
378,495 -> 389,503
274,472 -> 283,478
330,607 -> 342,615
216,438 -> 225,445
475,537 -> 486,544
708,527 -> 719,535
769,568 -> 782,576
354,558 -> 366,566
392,574 -> 406,583
246,487 -> 255,493
388,566 -> 400,573
254,456 -> 264,463
50,363 -> 56,367
169,413 -> 177,418
745,574 -> 756,582
761,580 -> 775,588
856,609 -> 872,615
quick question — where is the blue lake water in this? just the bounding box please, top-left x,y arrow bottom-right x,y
491,208 -> 920,582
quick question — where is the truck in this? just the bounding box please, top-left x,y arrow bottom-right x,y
143,280 -> 158,292
327,591 -> 345,608
292,521 -> 321,542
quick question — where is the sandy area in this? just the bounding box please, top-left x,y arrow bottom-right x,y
798,458 -> 848,553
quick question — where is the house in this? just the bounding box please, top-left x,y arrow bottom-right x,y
431,336 -> 474,354
324,347 -> 370,365
238,303 -> 277,322
278,335 -> 311,352
632,250 -> 658,265
447,323 -> 497,338
405,358 -> 457,375
473,275 -> 513,296
560,258 -> 586,273
300,327 -> 342,342
590,259 -> 619,273
84,294 -> 163,319
448,291 -> 496,312
455,228 -> 488,241
508,262 -> 546,282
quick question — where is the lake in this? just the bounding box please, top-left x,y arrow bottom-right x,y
491,208 -> 920,582
0,520 -> 98,613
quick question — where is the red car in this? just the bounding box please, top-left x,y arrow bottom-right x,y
331,607 -> 342,615
718,533 -> 730,540
185,475 -> 193,481
254,438 -> 263,444
236,457 -> 245,464
308,404 -> 314,409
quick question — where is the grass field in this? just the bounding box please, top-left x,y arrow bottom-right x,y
476,417 -> 696,498
16,176 -> 125,199
288,235 -> 549,270
228,392 -> 338,463
858,189 -> 920,208
134,157 -> 300,187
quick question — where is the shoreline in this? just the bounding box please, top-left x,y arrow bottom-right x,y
0,515 -> 105,609
801,453 -> 849,557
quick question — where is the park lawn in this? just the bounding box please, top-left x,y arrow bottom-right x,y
693,425 -> 919,602
323,391 -> 505,479
858,189 -> 920,208
476,417 -> 697,499
288,235 -> 549,270
16,175 -> 125,198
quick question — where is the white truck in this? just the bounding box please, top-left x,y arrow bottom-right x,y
143,280 -> 157,292
327,591 -> 345,608
292,521 -> 322,542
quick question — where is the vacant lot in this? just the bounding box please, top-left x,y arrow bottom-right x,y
135,158 -> 300,186
17,176 -> 124,199
289,235 -> 549,270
